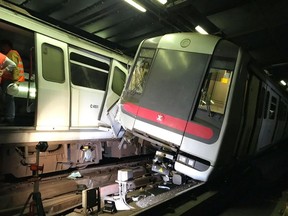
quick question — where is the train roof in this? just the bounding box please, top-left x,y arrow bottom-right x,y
0,0 -> 132,64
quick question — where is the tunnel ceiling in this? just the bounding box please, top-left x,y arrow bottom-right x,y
4,0 -> 288,84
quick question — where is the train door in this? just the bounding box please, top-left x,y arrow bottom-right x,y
256,86 -> 279,151
247,82 -> 266,154
272,100 -> 287,143
235,74 -> 260,159
283,106 -> 288,140
69,48 -> 110,127
100,60 -> 128,126
35,34 -> 70,130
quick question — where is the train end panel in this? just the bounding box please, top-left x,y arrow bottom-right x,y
122,36 -> 238,181
119,33 -> 219,147
118,32 -> 254,184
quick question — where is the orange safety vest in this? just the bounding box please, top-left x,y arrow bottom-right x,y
0,52 -> 6,65
2,50 -> 25,82
0,53 -> 7,83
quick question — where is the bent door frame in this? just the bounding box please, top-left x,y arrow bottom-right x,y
100,59 -> 128,124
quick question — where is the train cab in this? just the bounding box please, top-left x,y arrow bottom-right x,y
119,32 -> 288,182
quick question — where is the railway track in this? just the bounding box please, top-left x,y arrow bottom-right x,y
0,156 -> 155,216
1,155 -> 225,216
1,157 -> 261,216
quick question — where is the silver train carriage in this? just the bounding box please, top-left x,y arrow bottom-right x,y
118,32 -> 288,182
0,2 -> 149,178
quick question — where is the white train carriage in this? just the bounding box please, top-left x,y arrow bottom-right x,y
119,32 -> 288,182
0,1 -> 148,178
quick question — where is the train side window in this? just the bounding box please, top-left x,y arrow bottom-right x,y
70,52 -> 109,90
42,43 -> 65,83
112,66 -> 126,96
198,68 -> 232,114
126,48 -> 155,95
277,101 -> 284,120
197,40 -> 238,116
257,87 -> 266,118
70,52 -> 109,71
269,96 -> 277,119
264,91 -> 270,119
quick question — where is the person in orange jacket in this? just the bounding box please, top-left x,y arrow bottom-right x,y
0,40 -> 25,83
0,52 -> 16,75
0,40 -> 20,124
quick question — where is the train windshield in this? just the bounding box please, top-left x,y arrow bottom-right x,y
126,48 -> 155,96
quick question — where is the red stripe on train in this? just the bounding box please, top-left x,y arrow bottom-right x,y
122,102 -> 213,140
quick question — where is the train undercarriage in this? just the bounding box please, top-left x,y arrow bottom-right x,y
0,134 -> 151,179
1,132 -> 288,216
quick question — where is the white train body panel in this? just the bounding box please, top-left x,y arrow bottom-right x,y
71,87 -> 105,127
0,130 -> 114,145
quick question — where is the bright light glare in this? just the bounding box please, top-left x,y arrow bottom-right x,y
18,85 -> 36,98
195,25 -> 209,35
158,0 -> 167,4
280,80 -> 286,86
124,0 -> 146,12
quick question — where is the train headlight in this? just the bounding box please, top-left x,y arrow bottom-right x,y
178,155 -> 187,163
177,154 -> 195,168
187,158 -> 195,167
